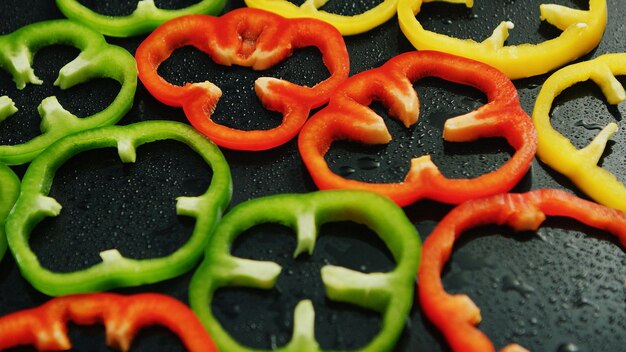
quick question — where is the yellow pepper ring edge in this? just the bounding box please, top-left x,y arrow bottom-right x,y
244,0 -> 398,36
532,53 -> 626,211
397,0 -> 607,79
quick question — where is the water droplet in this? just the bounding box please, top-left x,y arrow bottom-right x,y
338,165 -> 355,176
357,157 -> 380,170
557,343 -> 580,352
575,119 -> 604,130
502,274 -> 535,297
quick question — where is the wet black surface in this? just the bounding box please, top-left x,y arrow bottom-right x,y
0,0 -> 625,351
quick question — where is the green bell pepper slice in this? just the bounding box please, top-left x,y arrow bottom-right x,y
0,20 -> 137,165
6,120 -> 232,296
56,0 -> 227,37
0,163 -> 19,261
189,190 -> 421,352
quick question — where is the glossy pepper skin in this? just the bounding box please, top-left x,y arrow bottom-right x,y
299,51 -> 536,207
532,54 -> 626,211
244,0 -> 398,36
0,163 -> 19,261
0,293 -> 218,351
0,20 -> 137,165
6,121 -> 232,296
136,8 -> 350,151
397,0 -> 607,79
419,189 -> 626,352
189,190 -> 421,352
56,0 -> 227,37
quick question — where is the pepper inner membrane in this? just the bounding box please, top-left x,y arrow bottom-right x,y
547,77 -> 626,184
440,219 -> 626,351
29,140 -> 212,273
0,45 -> 120,146
212,221 -> 395,350
325,77 -> 516,183
416,0 -> 587,45
76,0 -> 203,16
157,45 -> 328,131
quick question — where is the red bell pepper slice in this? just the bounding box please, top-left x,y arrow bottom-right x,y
136,8 -> 349,151
419,189 -> 626,352
0,293 -> 217,351
298,50 -> 536,207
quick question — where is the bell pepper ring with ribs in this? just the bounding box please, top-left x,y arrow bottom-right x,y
136,8 -> 350,151
397,0 -> 607,79
419,189 -> 626,352
299,50 -> 536,207
0,293 -> 218,351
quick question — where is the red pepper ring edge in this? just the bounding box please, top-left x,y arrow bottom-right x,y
298,50 -> 537,207
419,189 -> 626,352
0,293 -> 218,351
136,8 -> 350,151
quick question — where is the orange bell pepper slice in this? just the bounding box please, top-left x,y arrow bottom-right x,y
419,189 -> 626,352
0,293 -> 217,351
298,51 -> 536,207
136,8 -> 349,151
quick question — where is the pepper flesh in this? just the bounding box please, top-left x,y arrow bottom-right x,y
299,50 -> 536,207
6,121 -> 232,296
56,0 -> 227,37
136,8 -> 350,151
0,163 -> 19,261
532,53 -> 626,211
0,293 -> 217,351
397,0 -> 607,79
189,190 -> 420,352
419,189 -> 626,352
0,20 -> 137,165
244,0 -> 398,36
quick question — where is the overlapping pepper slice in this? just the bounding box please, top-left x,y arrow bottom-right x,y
136,8 -> 350,151
0,293 -> 218,351
419,189 -> 626,352
189,190 -> 420,351
397,0 -> 607,79
244,0 -> 398,35
0,163 -> 19,261
533,53 -> 626,211
0,20 -> 137,165
6,121 -> 232,296
299,51 -> 536,207
56,0 -> 227,37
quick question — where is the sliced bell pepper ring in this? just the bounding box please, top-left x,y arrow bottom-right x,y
0,20 -> 137,165
56,0 -> 227,37
0,163 -> 19,261
189,190 -> 420,352
532,53 -> 626,211
244,0 -> 398,36
5,120 -> 232,296
419,189 -> 626,352
397,0 -> 607,79
0,293 -> 218,351
298,51 -> 536,207
135,8 -> 350,151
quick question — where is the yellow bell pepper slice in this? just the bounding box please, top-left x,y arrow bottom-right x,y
397,0 -> 607,79
244,0 -> 398,35
532,53 -> 626,211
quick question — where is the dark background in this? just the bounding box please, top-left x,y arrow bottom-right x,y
0,0 -> 624,351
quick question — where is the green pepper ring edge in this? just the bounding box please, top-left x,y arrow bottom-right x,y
56,0 -> 228,37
